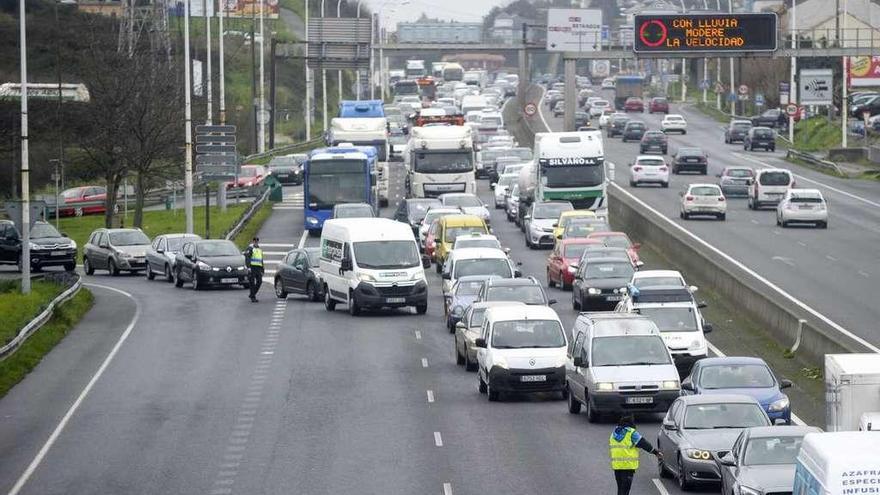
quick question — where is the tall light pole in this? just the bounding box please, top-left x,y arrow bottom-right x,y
789,0 -> 797,142
304,0 -> 311,140
258,0 -> 266,152
729,0 -> 735,117
19,0 -> 31,294
204,0 -> 213,124
321,0 -> 328,131
356,0 -> 364,99
337,0 -> 343,104
219,0 -> 226,124
841,0 -> 848,148
184,0 -> 194,234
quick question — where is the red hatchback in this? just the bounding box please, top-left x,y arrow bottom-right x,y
587,231 -> 642,266
648,97 -> 669,114
226,165 -> 268,190
624,97 -> 645,113
546,238 -> 603,289
58,186 -> 108,217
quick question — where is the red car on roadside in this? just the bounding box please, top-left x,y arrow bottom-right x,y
648,97 -> 669,114
624,97 -> 645,113
546,238 -> 603,290
587,231 -> 642,266
58,186 -> 108,217
225,165 -> 268,190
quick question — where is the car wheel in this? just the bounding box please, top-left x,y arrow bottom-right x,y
572,292 -> 581,310
108,259 -> 119,277
678,455 -> 693,491
165,264 -> 174,283
701,167 -> 707,175
567,388 -> 582,414
585,393 -> 600,423
324,288 -> 336,311
64,262 -> 76,272
657,448 -> 672,478
682,130 -> 687,135
455,340 -> 465,366
174,268 -> 184,287
547,270 -> 555,288
662,182 -> 669,188
478,374 -> 487,394
306,281 -> 320,302
781,219 -> 788,228
146,264 -> 155,280
348,292 -> 360,316
718,213 -> 726,221
416,303 -> 428,315
84,257 -> 94,275
820,221 -> 828,229
629,179 -> 636,187
487,380 -> 500,402
274,277 -> 287,298
191,272 -> 201,290
434,259 -> 442,273
465,351 -> 477,372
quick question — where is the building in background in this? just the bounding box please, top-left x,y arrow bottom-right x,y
396,21 -> 483,44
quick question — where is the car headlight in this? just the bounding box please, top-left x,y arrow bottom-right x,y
119,251 -> 133,258
768,396 -> 790,412
492,355 -> 509,370
68,240 -> 77,249
690,340 -> 704,350
306,216 -> 319,225
237,266 -> 247,271
552,355 -> 568,368
738,486 -> 761,495
661,380 -> 680,390
28,242 -> 41,250
596,382 -> 614,391
358,273 -> 376,282
587,287 -> 601,295
567,266 -> 577,273
686,449 -> 712,461
196,261 -> 212,271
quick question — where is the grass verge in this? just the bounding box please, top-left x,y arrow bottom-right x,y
0,287 -> 94,399
0,280 -> 67,346
232,199 -> 273,249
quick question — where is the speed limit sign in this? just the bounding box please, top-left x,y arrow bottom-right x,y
524,102 -> 537,117
785,104 -> 798,116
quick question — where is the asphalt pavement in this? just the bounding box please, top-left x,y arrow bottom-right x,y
538,89 -> 880,347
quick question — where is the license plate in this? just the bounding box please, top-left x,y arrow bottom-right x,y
798,205 -> 813,209
606,295 -> 622,301
521,375 -> 547,382
386,297 -> 406,303
221,278 -> 238,284
51,251 -> 66,256
625,396 -> 654,404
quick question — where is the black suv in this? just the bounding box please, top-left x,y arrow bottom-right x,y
750,108 -> 786,129
621,121 -> 647,142
574,112 -> 591,128
724,120 -> 752,143
478,276 -> 555,306
0,220 -> 77,272
743,127 -> 776,152
607,115 -> 630,137
639,131 -> 668,154
671,147 -> 709,174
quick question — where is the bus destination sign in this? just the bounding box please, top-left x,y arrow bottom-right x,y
633,13 -> 777,53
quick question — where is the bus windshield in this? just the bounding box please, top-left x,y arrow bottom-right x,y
307,159 -> 366,210
413,151 -> 474,174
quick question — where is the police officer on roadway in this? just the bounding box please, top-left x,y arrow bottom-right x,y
610,414 -> 663,495
243,236 -> 264,302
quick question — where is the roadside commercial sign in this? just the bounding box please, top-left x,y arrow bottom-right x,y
633,13 -> 777,53
848,56 -> 880,87
800,69 -> 833,105
546,9 -> 603,52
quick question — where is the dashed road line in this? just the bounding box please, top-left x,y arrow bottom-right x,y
414,330 -> 422,340
443,482 -> 453,495
797,241 -> 807,247
421,357 -> 429,368
426,390 -> 435,403
652,478 -> 671,495
825,254 -> 838,261
433,431 -> 443,447
297,230 -> 308,249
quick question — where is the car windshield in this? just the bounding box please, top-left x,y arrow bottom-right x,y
335,205 -> 373,218
491,319 -> 565,349
109,231 -> 150,246
446,226 -> 487,242
565,221 -> 610,238
423,210 -> 457,225
453,258 -> 511,278
683,403 -> 770,429
455,279 -> 486,296
61,188 -> 84,199
644,132 -> 665,139
678,148 -> 704,157
196,241 -> 240,257
633,276 -> 683,288
725,168 -> 753,178
534,203 -> 573,219
442,195 -> 482,208
560,215 -> 592,228
599,235 -> 631,249
626,123 -> 645,130
240,167 -> 261,177
759,171 -> 791,185
743,436 -> 805,466
456,239 -> 501,250
497,175 -> 516,188
167,235 -> 200,251
486,286 -> 546,304
585,261 -> 634,279
753,129 -> 774,138
638,158 -> 665,167
691,186 -> 721,196
564,244 -> 593,259
269,156 -> 298,168
413,151 -> 473,174
637,307 -> 698,333
407,201 -> 441,222
353,240 -> 420,269
30,223 -> 62,239
653,98 -> 667,104
700,364 -> 776,389
591,336 -> 671,366
732,122 -> 752,129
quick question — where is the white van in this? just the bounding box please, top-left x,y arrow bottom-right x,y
320,218 -> 430,316
793,431 -> 880,494
748,168 -> 795,210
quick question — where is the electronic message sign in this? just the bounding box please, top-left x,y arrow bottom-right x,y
633,13 -> 777,53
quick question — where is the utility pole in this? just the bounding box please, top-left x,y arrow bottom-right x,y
184,0 -> 194,234
305,0 -> 312,140
204,0 -> 212,124
54,0 -> 65,225
789,0 -> 797,143
321,0 -> 328,132
337,0 -> 343,104
841,0 -> 848,148
258,0 -> 266,153
19,0 -> 31,294
269,37 -> 276,150
218,0 -> 226,124
250,6 -> 258,153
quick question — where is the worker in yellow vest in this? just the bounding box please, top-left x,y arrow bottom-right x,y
243,237 -> 264,302
610,414 -> 663,495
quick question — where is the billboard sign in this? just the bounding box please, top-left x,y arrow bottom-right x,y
633,13 -> 777,53
800,69 -> 833,105
546,9 -> 603,53
848,56 -> 880,88
170,1 -> 280,19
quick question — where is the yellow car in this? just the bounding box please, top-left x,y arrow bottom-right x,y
552,210 -> 597,240
433,214 -> 489,273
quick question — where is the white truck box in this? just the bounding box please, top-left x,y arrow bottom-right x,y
825,353 -> 880,432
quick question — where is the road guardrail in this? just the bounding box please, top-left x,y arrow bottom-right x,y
787,149 -> 844,175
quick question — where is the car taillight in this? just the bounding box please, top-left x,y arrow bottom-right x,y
718,197 -> 725,202
686,196 -> 694,201
633,166 -> 642,171
659,167 -> 668,172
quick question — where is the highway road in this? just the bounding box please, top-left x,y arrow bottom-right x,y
535,89 -> 880,347
0,159 -> 712,495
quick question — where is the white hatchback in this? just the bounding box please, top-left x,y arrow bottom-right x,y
660,114 -> 688,134
776,188 -> 828,228
630,155 -> 670,188
680,184 -> 727,220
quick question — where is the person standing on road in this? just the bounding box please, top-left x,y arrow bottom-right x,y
610,414 -> 663,495
243,236 -> 264,302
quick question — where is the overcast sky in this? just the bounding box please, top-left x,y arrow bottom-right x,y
361,0 -> 509,29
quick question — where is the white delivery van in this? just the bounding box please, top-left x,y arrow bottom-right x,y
748,168 -> 795,210
825,353 -> 880,431
320,218 -> 430,316
792,432 -> 880,494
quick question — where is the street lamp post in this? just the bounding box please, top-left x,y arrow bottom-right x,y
321,0 -> 328,131
337,0 -> 343,104
19,0 -> 31,295
184,0 -> 194,234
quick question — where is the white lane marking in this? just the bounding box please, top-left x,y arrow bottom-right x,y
750,219 -> 760,225
421,357 -> 429,368
297,230 -> 308,249
443,483 -> 453,495
797,241 -> 807,247
262,251 -> 289,256
434,431 -> 443,447
427,390 -> 435,403
859,270 -> 870,278
652,479 -> 671,495
7,283 -> 142,495
825,254 -> 838,261
771,255 -> 796,267
734,152 -> 880,208
414,330 -> 422,340
536,87 -> 552,133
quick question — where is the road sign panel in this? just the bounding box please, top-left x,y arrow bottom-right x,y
196,134 -> 236,144
714,82 -> 725,93
196,154 -> 238,165
755,93 -> 765,106
800,69 -> 833,105
196,124 -> 236,134
633,13 -> 777,53
699,79 -> 710,90
196,144 -> 237,154
546,9 -> 603,53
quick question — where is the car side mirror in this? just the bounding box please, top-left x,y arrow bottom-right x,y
779,378 -> 793,389
662,419 -> 677,431
635,261 -> 645,268
475,338 -> 487,348
490,183 -> 497,189
421,255 -> 431,268
719,452 -> 736,466
702,323 -> 713,333
552,222 -> 559,227
715,173 -> 722,178
689,285 -> 698,293
572,356 -> 585,367
185,253 -> 194,260
99,242 -> 109,248
746,179 -> 754,185
61,232 -> 69,237
523,214 -> 531,221
514,269 -> 522,278
341,258 -> 353,271
455,321 -> 466,330
681,382 -> 695,392
632,242 -> 641,250
548,299 -> 557,306
678,191 -> 685,197
156,247 -> 165,253
556,234 -> 562,239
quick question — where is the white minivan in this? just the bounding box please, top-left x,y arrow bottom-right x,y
748,168 -> 795,210
320,218 -> 430,316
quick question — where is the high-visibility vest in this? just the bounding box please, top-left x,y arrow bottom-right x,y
609,428 -> 640,471
249,247 -> 264,267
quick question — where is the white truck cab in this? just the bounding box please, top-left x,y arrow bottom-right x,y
405,125 -> 476,198
320,218 -> 429,316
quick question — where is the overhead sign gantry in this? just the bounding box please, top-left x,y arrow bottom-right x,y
633,13 -> 777,53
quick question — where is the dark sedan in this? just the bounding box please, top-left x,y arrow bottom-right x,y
0,220 -> 76,272
621,121 -> 646,142
724,120 -> 752,143
743,127 -> 776,152
274,247 -> 323,301
607,115 -> 630,137
572,256 -> 634,311
574,111 -> 591,128
640,131 -> 668,154
718,426 -> 821,495
173,240 -> 249,290
267,154 -> 305,185
672,147 -> 709,174
393,198 -> 442,235
750,108 -> 786,129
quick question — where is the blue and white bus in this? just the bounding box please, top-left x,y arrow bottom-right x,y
304,145 -> 378,235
